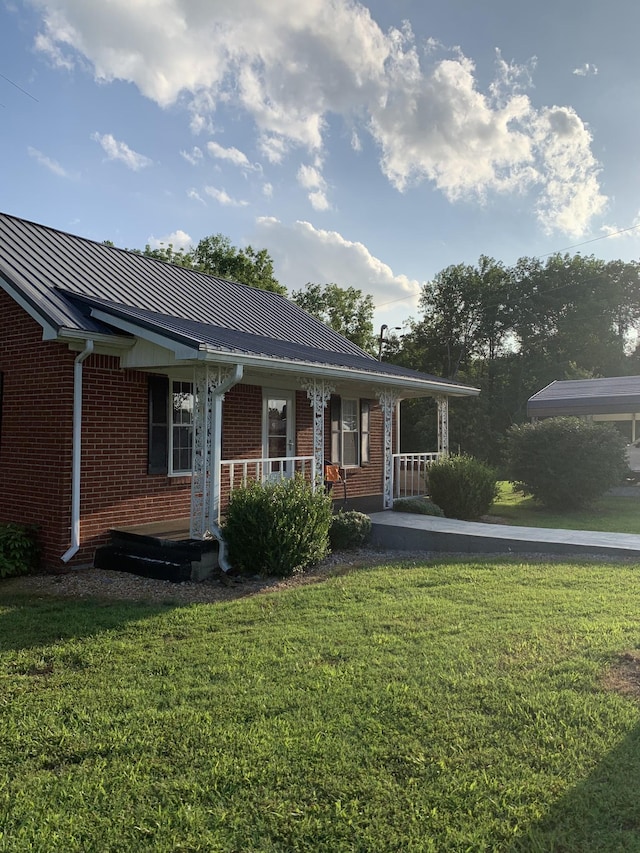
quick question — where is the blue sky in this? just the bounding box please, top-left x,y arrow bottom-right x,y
2,0 -> 640,332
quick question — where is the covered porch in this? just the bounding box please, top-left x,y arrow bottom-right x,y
187,365 -> 454,536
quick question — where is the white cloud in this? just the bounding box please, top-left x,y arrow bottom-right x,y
255,216 -> 420,325
297,163 -> 331,210
27,145 -> 76,178
91,132 -> 152,170
204,185 -> 249,206
262,182 -> 273,197
573,63 -> 598,77
148,229 -> 193,250
531,106 -> 607,236
34,30 -> 75,70
180,146 -> 203,165
601,212 -> 640,239
207,141 -> 254,169
309,190 -> 330,211
36,0 -> 606,236
187,187 -> 206,204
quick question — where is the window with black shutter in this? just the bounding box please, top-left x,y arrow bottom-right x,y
329,394 -> 370,468
148,375 -> 169,475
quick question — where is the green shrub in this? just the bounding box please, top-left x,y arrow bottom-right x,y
329,511 -> 372,550
0,523 -> 40,579
505,417 -> 628,510
223,475 -> 332,577
392,497 -> 445,517
427,455 -> 498,520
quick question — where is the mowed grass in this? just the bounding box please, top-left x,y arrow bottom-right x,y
3,559 -> 640,851
489,481 -> 640,534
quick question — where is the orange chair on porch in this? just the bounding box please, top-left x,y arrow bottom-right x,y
324,461 -> 347,505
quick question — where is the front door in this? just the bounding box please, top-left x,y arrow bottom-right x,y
263,390 -> 295,475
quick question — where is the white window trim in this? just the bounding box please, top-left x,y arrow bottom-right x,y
169,379 -> 194,476
340,397 -> 360,468
262,388 -> 296,461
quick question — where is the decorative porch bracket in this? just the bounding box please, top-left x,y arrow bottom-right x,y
190,365 -> 241,539
376,387 -> 401,509
436,395 -> 450,457
300,378 -> 334,488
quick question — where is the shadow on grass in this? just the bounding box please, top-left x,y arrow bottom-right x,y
0,594 -> 174,652
511,723 -> 640,852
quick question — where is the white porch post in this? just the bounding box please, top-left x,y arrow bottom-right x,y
301,379 -> 334,487
436,395 -> 449,457
190,364 -> 242,539
377,388 -> 400,509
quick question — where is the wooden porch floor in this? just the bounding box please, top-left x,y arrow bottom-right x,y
111,517 -> 192,541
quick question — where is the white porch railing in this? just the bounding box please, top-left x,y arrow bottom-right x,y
218,455 -> 316,521
392,452 -> 441,500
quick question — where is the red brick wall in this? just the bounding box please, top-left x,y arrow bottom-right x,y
1,291 -> 389,568
79,356 -> 192,565
0,290 -> 75,565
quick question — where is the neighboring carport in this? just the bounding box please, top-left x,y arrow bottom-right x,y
527,376 -> 640,443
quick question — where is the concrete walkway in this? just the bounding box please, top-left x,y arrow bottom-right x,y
369,512 -> 640,560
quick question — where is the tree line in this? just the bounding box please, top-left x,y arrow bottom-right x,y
396,253 -> 640,464
129,233 -> 640,466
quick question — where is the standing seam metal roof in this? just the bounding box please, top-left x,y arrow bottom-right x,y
0,211 -> 477,393
62,291 -> 462,383
528,376 -> 640,416
0,212 -> 371,356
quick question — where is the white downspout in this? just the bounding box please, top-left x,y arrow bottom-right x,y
61,339 -> 94,563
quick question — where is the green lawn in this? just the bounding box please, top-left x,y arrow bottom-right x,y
2,559 -> 640,851
488,481 -> 640,534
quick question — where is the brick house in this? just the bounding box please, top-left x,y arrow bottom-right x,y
0,212 -> 478,571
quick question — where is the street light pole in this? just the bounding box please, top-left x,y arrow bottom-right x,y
378,324 -> 401,361
377,324 -> 388,361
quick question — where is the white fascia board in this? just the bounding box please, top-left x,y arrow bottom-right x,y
57,327 -> 135,353
0,276 -> 59,340
89,309 -> 200,361
197,347 -> 480,398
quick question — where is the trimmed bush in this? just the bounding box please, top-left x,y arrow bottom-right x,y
329,511 -> 372,550
0,523 -> 40,579
505,417 -> 628,510
392,497 -> 445,517
223,475 -> 332,577
427,454 -> 498,520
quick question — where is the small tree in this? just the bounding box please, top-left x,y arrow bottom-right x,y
505,417 -> 628,509
427,455 -> 498,520
223,475 -> 332,576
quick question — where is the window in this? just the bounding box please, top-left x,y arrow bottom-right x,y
341,398 -> 359,466
148,376 -> 194,475
172,381 -> 194,474
330,395 -> 370,468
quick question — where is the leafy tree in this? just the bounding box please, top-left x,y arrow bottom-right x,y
141,243 -> 193,268
189,234 -> 285,294
401,256 -> 511,381
510,253 -> 640,379
396,252 -> 640,465
292,282 -> 376,352
132,233 -> 286,295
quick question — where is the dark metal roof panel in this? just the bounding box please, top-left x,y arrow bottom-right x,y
0,211 -> 372,357
528,377 -> 640,416
68,292 -> 473,385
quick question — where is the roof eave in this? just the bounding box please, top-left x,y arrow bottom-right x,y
0,273 -> 60,340
90,307 -> 479,398
197,346 -> 478,397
